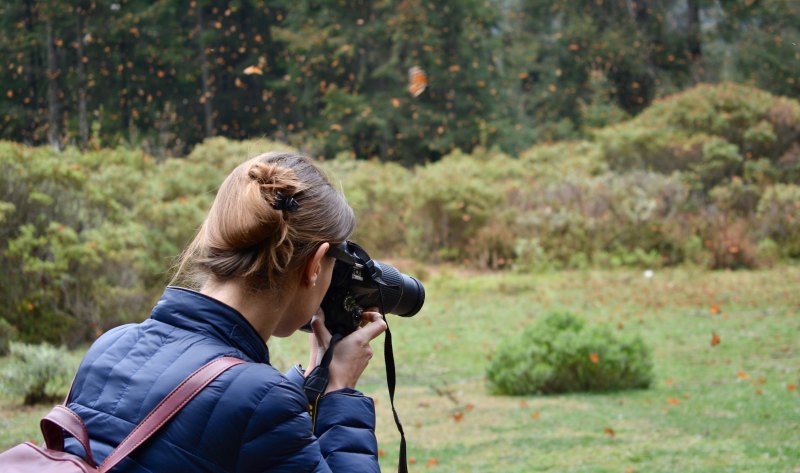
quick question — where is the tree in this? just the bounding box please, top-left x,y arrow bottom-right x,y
275,0 -> 505,162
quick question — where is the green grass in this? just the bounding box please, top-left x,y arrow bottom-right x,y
3,267 -> 799,472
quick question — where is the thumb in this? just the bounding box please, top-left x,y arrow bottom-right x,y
357,313 -> 387,342
310,314 -> 332,347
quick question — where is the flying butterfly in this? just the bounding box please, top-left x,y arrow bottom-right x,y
243,65 -> 263,75
408,66 -> 427,97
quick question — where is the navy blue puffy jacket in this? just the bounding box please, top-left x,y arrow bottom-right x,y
64,287 -> 381,472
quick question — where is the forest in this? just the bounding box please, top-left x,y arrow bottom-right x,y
1,0 -> 798,161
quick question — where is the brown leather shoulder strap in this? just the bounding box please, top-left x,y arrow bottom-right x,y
98,356 -> 245,472
41,405 -> 98,467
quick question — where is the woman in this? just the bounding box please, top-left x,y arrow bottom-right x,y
65,151 -> 386,472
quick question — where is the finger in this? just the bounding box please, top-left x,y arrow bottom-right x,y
356,314 -> 387,342
361,311 -> 383,323
310,315 -> 332,347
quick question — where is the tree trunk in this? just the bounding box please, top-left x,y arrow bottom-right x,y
45,18 -> 61,150
76,9 -> 88,148
687,0 -> 703,83
615,0 -> 657,114
196,7 -> 214,138
23,0 -> 39,144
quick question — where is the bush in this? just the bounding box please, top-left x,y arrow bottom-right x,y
0,318 -> 18,356
756,184 -> 800,258
0,342 -> 74,405
516,171 -> 690,268
0,138 -> 298,345
595,82 -> 800,186
693,210 -> 758,269
0,142 -> 154,345
487,312 -> 653,395
407,149 -> 521,264
322,156 -> 413,256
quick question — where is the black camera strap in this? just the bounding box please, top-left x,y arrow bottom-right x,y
304,333 -> 343,433
304,326 -> 407,472
382,317 -> 408,473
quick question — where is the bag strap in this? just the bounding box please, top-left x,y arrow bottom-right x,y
41,405 -> 98,467
41,356 -> 245,471
98,356 -> 245,472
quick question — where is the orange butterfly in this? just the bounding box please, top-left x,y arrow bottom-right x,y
408,66 -> 427,97
243,65 -> 263,75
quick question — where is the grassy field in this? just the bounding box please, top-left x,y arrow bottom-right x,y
2,266 -> 799,472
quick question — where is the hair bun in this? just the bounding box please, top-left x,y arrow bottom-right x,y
247,162 -> 302,209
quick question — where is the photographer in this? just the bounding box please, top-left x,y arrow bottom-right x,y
63,152 -> 386,472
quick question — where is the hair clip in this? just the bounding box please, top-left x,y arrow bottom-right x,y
272,191 -> 300,213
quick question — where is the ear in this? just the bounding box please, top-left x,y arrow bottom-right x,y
302,242 -> 330,288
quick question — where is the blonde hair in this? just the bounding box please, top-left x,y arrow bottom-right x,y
171,151 -> 355,291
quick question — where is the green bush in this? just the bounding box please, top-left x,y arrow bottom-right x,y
519,140 -> 607,182
516,171 -> 690,268
0,342 -> 74,405
0,318 -> 18,356
487,312 -> 653,395
0,138 -> 297,345
407,149 -> 521,264
595,82 -> 800,186
0,142 -> 153,344
756,184 -> 800,258
322,156 -> 413,256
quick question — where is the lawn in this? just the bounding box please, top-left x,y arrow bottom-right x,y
2,266 -> 799,472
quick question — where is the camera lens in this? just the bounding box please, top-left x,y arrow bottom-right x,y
372,261 -> 425,317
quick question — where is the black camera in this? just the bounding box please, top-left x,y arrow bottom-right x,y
303,241 -> 425,336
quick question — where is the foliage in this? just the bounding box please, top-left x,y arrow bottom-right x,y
0,342 -> 72,405
322,156 -> 413,256
487,311 -> 653,395
596,83 -> 800,185
515,171 -> 691,269
1,1 -> 799,161
0,142 -> 154,344
0,319 -> 18,357
2,83 -> 800,346
0,137 -> 291,346
275,0 -> 506,162
406,149 -> 521,264
756,184 -> 800,258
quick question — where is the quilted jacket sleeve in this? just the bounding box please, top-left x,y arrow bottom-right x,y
284,365 -> 380,472
237,368 -> 379,473
314,389 -> 380,472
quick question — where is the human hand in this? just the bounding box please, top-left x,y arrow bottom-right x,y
305,308 -> 387,393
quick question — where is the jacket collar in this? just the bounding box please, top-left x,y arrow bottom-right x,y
150,286 -> 270,364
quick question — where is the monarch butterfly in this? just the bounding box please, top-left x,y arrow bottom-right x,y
243,65 -> 263,75
408,66 -> 427,97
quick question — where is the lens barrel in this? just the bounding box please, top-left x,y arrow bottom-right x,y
373,261 -> 426,317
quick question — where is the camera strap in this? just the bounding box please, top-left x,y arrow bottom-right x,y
303,333 -> 343,433
383,318 -> 409,473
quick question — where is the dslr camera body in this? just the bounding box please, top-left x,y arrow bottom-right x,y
303,241 -> 425,336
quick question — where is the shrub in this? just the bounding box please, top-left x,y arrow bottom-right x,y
516,171 -> 690,268
407,149 -> 520,264
322,156 -> 413,256
595,83 -> 800,187
0,342 -> 74,405
519,140 -> 607,183
487,312 -> 653,395
756,184 -> 800,258
0,142 -> 156,345
0,318 -> 18,356
693,209 -> 758,269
